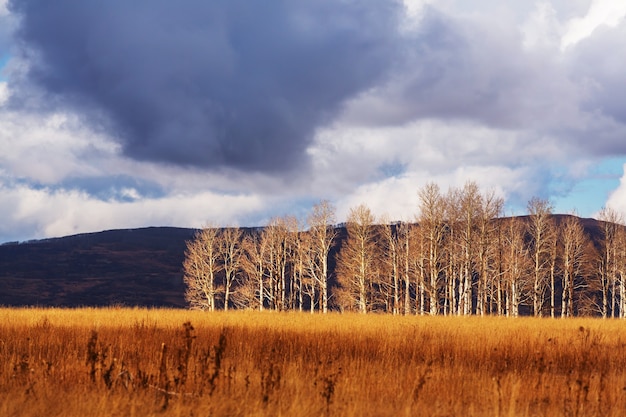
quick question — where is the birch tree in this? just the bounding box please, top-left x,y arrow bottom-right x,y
457,182 -> 481,315
241,232 -> 267,311
292,224 -> 308,311
598,208 -> 625,318
218,227 -> 243,311
284,216 -> 301,310
413,223 -> 428,315
560,214 -> 589,317
526,197 -> 555,317
336,204 -> 377,313
299,232 -> 317,313
443,188 -> 461,315
398,221 -> 415,315
306,200 -> 337,314
548,220 -> 559,318
617,225 -> 626,318
476,190 -> 504,315
183,226 -> 220,311
264,217 -> 294,311
379,216 -> 400,314
501,217 -> 530,317
418,183 -> 446,315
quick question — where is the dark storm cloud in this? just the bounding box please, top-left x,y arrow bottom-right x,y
342,5 -> 626,160
9,0 -> 403,172
557,20 -> 626,157
347,8 -> 550,129
403,11 -> 529,125
568,22 -> 626,126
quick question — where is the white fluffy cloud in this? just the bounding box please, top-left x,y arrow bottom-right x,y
561,0 -> 626,49
1,0 -> 626,241
0,183 -> 265,241
314,0 -> 626,219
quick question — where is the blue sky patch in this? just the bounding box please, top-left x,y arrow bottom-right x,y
0,54 -> 8,81
58,176 -> 166,202
552,158 -> 623,217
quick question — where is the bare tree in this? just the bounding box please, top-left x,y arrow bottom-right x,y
230,271 -> 260,310
398,221 -> 415,315
299,232 -> 317,313
182,181 -> 622,318
418,183 -> 446,315
183,226 -> 220,311
618,226 -> 626,319
476,189 -> 504,316
336,204 -> 377,313
291,222 -> 309,312
526,197 -> 556,317
457,182 -> 481,315
241,232 -> 267,311
548,220 -> 560,318
560,214 -> 590,318
412,223 -> 428,315
306,200 -> 337,314
442,187 -> 461,315
218,227 -> 243,311
597,208 -> 625,318
501,217 -> 531,317
263,217 -> 295,311
492,218 -> 506,315
379,216 -> 400,314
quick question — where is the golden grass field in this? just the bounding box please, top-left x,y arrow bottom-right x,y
1,308 -> 625,416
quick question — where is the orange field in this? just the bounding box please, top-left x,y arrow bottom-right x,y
1,308 -> 625,416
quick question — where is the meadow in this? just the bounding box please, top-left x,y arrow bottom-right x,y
1,308 -> 625,416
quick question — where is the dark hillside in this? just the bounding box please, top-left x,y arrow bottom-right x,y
0,227 -> 196,307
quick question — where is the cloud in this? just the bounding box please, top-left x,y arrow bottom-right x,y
0,81 -> 7,101
336,2 -> 626,162
314,118 -> 553,221
2,1 -> 626,241
9,0 -> 625,169
567,21 -> 626,125
8,0 -> 404,173
0,106 -> 119,184
0,182 -> 265,241
561,0 -> 626,50
334,165 -> 522,223
344,5 -> 586,132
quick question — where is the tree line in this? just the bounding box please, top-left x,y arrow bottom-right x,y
183,181 -> 626,317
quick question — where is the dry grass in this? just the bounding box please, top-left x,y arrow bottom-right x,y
1,308 -> 626,416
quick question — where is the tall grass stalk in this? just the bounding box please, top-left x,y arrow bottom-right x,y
1,308 -> 625,416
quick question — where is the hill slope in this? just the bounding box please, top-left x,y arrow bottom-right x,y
0,227 -> 196,307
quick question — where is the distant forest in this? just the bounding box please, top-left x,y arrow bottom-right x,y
184,181 -> 626,317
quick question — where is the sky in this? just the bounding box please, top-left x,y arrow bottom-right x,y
0,0 -> 626,242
